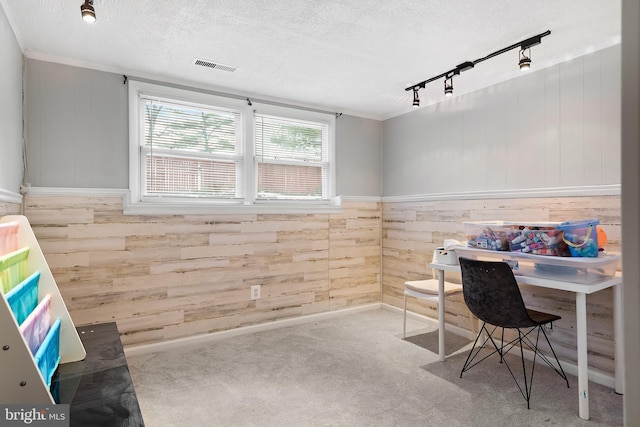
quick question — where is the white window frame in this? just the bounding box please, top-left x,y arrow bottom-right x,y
127,81 -> 339,214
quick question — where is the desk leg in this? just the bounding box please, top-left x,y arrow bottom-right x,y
576,292 -> 589,420
438,269 -> 445,362
613,283 -> 624,394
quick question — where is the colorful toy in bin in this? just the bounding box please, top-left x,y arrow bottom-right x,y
507,226 -> 569,256
464,223 -> 509,251
558,219 -> 600,257
597,226 -> 608,250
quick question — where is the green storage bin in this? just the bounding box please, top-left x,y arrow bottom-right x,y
0,247 -> 30,294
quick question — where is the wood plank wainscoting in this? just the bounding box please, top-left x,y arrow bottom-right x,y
382,195 -> 621,377
22,194 -> 381,346
0,202 -> 21,216
21,193 -> 621,379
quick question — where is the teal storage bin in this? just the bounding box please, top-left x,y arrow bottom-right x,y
558,219 -> 600,257
5,271 -> 40,325
34,318 -> 61,388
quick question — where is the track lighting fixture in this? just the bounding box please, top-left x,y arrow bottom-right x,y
81,0 -> 96,23
519,48 -> 532,71
444,76 -> 453,97
405,30 -> 550,106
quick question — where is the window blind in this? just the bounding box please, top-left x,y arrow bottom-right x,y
254,114 -> 329,200
142,97 -> 243,198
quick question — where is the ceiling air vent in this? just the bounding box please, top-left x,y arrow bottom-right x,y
192,58 -> 237,72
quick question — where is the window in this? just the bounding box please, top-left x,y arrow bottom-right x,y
142,97 -> 243,200
255,114 -> 329,201
128,81 -> 337,213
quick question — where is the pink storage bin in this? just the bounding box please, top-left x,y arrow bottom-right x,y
19,294 -> 52,355
0,221 -> 19,256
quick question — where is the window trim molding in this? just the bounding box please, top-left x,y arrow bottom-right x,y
381,184 -> 621,203
128,81 -> 338,214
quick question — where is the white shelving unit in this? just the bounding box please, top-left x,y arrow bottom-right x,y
0,215 -> 85,404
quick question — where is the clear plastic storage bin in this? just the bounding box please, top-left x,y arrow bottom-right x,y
463,221 -> 512,251
558,219 -> 600,257
455,246 -> 619,284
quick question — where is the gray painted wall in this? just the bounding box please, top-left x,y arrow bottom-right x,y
383,45 -> 621,197
0,5 -> 23,196
25,59 -> 383,197
336,115 -> 382,197
25,59 -> 128,188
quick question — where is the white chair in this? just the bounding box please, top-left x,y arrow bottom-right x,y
403,278 -> 463,338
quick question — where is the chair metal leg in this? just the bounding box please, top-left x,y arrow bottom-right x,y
520,329 -> 532,409
460,323 -> 503,378
491,325 -> 569,409
539,325 -> 570,388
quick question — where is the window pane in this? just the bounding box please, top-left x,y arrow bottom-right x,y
142,97 -> 242,198
257,163 -> 323,198
145,154 -> 238,198
144,99 -> 238,154
255,116 -> 323,161
255,114 -> 328,200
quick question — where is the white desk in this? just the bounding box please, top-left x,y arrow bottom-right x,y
428,261 -> 623,421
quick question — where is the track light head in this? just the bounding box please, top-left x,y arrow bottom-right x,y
519,48 -> 531,71
412,88 -> 420,107
444,77 -> 453,97
81,0 -> 96,23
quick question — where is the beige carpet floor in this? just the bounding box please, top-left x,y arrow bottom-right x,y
127,308 -> 623,426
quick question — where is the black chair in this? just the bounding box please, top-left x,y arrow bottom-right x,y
458,257 -> 569,409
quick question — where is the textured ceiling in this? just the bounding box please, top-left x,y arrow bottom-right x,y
1,0 -> 621,120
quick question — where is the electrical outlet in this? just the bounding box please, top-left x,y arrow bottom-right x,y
250,285 -> 261,300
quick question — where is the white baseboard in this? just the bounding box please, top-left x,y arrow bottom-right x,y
0,188 -> 22,204
124,303 -> 382,357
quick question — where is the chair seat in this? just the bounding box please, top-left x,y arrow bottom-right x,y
403,279 -> 462,338
404,279 -> 463,295
527,308 -> 561,325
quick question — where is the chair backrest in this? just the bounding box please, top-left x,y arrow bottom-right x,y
459,257 -> 537,328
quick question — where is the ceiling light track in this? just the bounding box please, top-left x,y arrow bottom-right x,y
406,30 -> 550,106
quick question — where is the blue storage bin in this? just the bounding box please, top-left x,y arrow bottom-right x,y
558,219 -> 600,257
5,271 -> 40,325
34,318 -> 61,388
